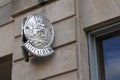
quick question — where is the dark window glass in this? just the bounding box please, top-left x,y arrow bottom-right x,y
103,36 -> 120,80
0,54 -> 12,80
97,31 -> 120,80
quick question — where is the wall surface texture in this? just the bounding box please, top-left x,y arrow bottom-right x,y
0,0 -> 119,80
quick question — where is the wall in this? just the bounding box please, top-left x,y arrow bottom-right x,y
12,0 -> 77,80
0,0 -> 119,80
79,0 -> 120,31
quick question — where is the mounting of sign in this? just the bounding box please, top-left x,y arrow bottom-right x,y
21,14 -> 54,62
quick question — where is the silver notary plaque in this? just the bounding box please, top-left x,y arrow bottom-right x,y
22,14 -> 54,57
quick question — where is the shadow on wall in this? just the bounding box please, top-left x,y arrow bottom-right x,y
30,53 -> 54,65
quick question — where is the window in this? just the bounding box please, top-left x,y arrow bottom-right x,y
0,54 -> 12,80
88,22 -> 120,80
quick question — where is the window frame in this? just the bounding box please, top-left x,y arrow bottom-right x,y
88,22 -> 120,80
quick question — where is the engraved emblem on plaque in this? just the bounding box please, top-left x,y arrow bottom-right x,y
21,14 -> 54,62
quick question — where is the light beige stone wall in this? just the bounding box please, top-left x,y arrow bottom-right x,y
0,0 -> 119,80
12,0 -> 78,80
0,22 -> 14,57
79,0 -> 120,30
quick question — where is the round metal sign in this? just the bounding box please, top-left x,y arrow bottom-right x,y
22,14 -> 54,57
